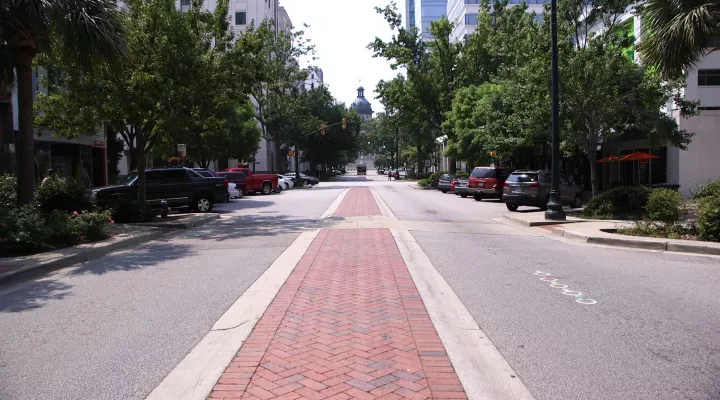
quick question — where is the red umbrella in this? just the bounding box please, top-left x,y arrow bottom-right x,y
596,155 -> 619,163
619,151 -> 660,161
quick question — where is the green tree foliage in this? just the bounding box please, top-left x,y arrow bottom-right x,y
1,0 -> 126,205
35,0 -> 224,203
638,0 -> 720,79
369,3 -> 461,171
234,20 -> 315,172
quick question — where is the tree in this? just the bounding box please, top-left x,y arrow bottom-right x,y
234,20 -> 315,173
0,0 -> 125,205
369,3 -> 461,172
35,0 -> 213,204
638,0 -> 720,79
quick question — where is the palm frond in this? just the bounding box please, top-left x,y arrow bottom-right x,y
638,0 -> 720,79
48,0 -> 127,70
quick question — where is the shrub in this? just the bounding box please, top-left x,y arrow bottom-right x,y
418,179 -> 429,187
67,210 -> 113,241
698,197 -> 720,242
645,188 -> 685,226
584,186 -> 652,220
1,205 -> 53,254
692,179 -> 720,201
0,174 -> 16,209
35,177 -> 94,213
429,171 -> 447,183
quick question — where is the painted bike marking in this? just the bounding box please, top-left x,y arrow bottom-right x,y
534,271 -> 597,305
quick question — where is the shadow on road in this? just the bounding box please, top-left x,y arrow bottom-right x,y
69,243 -> 195,277
189,215 -> 327,241
0,280 -> 74,313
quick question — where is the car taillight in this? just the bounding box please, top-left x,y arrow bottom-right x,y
224,179 -> 229,189
504,182 -> 509,188
530,182 -> 540,189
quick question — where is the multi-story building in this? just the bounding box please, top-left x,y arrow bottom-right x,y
405,0 -> 448,41
305,68 -> 324,91
447,0 -> 545,42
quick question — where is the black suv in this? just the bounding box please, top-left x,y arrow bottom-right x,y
92,168 -> 228,212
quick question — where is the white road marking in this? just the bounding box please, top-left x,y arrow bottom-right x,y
319,188 -> 350,219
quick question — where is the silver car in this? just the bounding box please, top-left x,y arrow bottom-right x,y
502,170 -> 583,211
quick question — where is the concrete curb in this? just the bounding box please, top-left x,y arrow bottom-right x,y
410,184 -> 437,190
549,226 -> 720,256
503,213 -> 582,227
0,228 -> 167,284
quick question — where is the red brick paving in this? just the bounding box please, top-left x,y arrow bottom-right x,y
332,188 -> 381,217
208,228 -> 467,400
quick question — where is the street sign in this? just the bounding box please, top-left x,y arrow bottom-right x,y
91,139 -> 106,148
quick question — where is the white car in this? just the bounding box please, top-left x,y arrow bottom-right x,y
228,182 -> 241,199
277,174 -> 294,191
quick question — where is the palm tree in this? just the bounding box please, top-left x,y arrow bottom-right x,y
638,0 -> 720,79
0,0 -> 126,205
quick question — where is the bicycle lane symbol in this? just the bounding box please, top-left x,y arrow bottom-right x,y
534,271 -> 597,305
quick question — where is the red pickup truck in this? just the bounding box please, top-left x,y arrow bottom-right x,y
222,168 -> 278,195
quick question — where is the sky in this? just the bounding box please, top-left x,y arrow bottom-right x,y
280,0 -> 401,114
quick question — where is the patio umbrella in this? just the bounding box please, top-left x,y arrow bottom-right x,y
596,155 -> 619,163
619,151 -> 660,161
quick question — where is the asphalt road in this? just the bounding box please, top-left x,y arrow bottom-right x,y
0,188 -> 339,400
2,173 -> 719,400
378,178 -> 720,400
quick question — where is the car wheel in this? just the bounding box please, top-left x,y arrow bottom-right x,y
474,193 -> 483,201
506,204 -> 519,211
262,182 -> 272,195
194,196 -> 214,213
237,190 -> 244,199
461,194 -> 468,198
284,182 -> 290,190
573,194 -> 583,209
441,189 -> 448,193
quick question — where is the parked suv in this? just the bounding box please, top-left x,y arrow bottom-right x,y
92,168 -> 228,212
468,166 -> 511,201
502,170 -> 583,211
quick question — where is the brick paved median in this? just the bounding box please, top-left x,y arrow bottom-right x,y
333,187 -> 381,217
208,228 -> 466,399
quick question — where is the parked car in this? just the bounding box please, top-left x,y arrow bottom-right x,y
227,182 -> 241,199
502,170 -> 584,211
215,171 -> 248,198
222,168 -> 278,195
277,174 -> 294,191
454,178 -> 471,197
438,174 -> 455,193
468,166 -> 512,201
92,167 -> 228,212
284,172 -> 319,186
397,170 -> 408,180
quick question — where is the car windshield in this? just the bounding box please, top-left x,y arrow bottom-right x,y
507,173 -> 539,183
470,168 -> 496,178
440,174 -> 451,180
120,173 -> 138,185
196,171 -> 214,177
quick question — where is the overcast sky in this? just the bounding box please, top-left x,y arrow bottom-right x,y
280,0 -> 401,113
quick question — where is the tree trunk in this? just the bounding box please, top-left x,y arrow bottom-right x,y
136,134 -> 147,204
588,145 -> 598,197
13,50 -> 36,206
0,85 -> 11,151
449,157 -> 457,174
273,137 -> 283,173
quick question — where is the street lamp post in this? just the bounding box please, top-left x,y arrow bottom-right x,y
545,0 -> 566,221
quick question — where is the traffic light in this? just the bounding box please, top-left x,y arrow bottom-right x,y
341,118 -> 347,130
321,123 -> 326,136
489,151 -> 496,157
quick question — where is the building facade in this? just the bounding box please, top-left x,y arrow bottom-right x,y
305,68 -> 324,91
406,0 -> 448,41
350,87 -> 374,121
447,0 -> 545,42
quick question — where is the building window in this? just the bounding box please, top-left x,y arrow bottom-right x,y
311,83 -> 315,89
698,69 -> 720,86
180,0 -> 190,5
464,0 -> 480,3
464,13 -> 478,25
235,11 -> 247,25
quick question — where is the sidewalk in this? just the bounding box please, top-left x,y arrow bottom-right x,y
207,188 -> 467,400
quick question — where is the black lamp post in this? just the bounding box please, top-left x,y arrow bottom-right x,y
545,0 -> 566,220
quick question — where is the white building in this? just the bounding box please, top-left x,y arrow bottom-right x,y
590,11 -> 720,197
447,0 -> 545,42
305,68 -> 324,91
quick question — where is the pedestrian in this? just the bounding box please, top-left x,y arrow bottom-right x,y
388,170 -> 392,181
